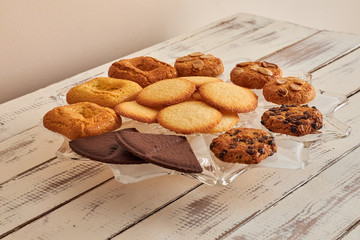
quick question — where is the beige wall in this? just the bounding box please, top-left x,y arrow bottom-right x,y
1,0 -> 359,103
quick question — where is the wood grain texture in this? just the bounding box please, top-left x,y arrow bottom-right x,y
1,13 -> 360,240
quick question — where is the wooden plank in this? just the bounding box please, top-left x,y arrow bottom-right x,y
222,144 -> 360,239
0,127 -> 63,183
342,223 -> 360,240
262,31 -> 360,73
106,88 -> 360,240
1,176 -> 201,239
4,59 -> 360,239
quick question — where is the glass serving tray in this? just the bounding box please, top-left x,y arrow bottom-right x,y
55,79 -> 351,186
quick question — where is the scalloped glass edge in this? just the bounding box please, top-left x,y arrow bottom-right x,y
54,88 -> 351,186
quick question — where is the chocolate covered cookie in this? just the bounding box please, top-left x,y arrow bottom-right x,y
261,104 -> 323,136
210,128 -> 277,164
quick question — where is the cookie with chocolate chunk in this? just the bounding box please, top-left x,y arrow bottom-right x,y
262,77 -> 316,105
261,104 -> 323,136
210,128 -> 277,164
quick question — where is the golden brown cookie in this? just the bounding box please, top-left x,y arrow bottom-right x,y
199,81 -> 258,113
43,102 -> 122,140
262,77 -> 316,105
174,52 -> 224,77
157,101 -> 222,134
108,56 -> 178,87
230,61 -> 283,89
204,111 -> 240,133
114,101 -> 160,123
260,104 -> 323,136
66,77 -> 142,108
210,128 -> 277,164
179,76 -> 223,88
136,78 -> 196,108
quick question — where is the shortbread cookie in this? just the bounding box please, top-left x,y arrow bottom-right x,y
157,101 -> 222,134
261,104 -> 323,136
205,111 -> 240,133
230,61 -> 283,89
262,77 -> 316,105
69,128 -> 146,164
136,78 -> 196,108
43,102 -> 122,140
199,81 -> 258,113
115,130 -> 202,173
114,101 -> 159,123
179,76 -> 223,88
66,77 -> 142,108
210,128 -> 277,164
174,52 -> 224,77
108,56 -> 178,87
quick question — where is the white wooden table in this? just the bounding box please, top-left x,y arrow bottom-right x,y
1,13 -> 360,240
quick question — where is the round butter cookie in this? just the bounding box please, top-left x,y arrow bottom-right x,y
136,78 -> 196,108
230,61 -> 283,89
108,56 -> 178,87
260,104 -> 323,136
199,81 -> 258,113
210,128 -> 277,164
262,77 -> 316,105
114,101 -> 160,123
157,100 -> 222,134
205,111 -> 240,134
43,102 -> 122,140
174,52 -> 224,77
66,77 -> 142,108
179,76 -> 223,88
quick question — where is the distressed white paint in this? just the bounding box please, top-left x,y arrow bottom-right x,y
1,13 -> 360,240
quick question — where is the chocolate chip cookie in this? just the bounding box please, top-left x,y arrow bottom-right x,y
261,104 -> 323,136
210,128 -> 277,164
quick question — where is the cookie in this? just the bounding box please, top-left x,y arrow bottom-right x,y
210,128 -> 277,164
66,77 -> 142,108
114,101 -> 160,123
108,56 -> 178,87
69,128 -> 146,164
174,52 -> 224,77
43,102 -> 122,140
178,76 -> 223,88
115,129 -> 202,173
136,78 -> 196,108
204,111 -> 240,134
262,77 -> 316,105
199,81 -> 258,113
260,104 -> 323,136
230,61 -> 283,89
157,100 -> 222,134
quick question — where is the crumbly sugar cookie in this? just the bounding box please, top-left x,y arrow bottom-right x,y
261,104 -> 323,136
204,111 -> 240,133
199,81 -> 258,113
43,102 -> 122,140
157,100 -> 222,134
179,76 -> 223,88
230,61 -> 283,89
136,78 -> 196,108
262,77 -> 316,105
66,77 -> 142,108
108,56 -> 178,87
174,52 -> 224,77
210,127 -> 277,164
114,101 -> 160,123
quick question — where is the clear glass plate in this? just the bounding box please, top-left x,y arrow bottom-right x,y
55,87 -> 351,186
